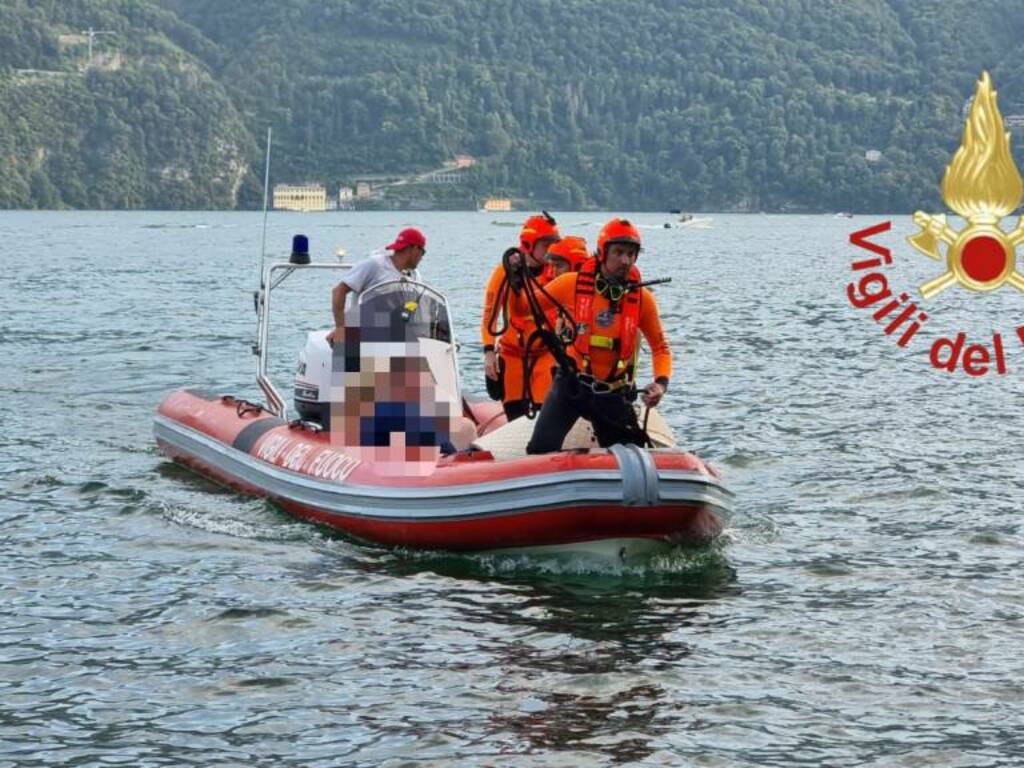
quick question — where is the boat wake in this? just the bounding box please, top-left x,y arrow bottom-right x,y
156,496 -> 316,542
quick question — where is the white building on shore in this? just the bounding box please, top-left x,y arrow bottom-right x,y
273,183 -> 327,212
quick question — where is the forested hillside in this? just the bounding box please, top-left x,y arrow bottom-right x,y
0,1 -> 256,209
5,0 -> 1024,211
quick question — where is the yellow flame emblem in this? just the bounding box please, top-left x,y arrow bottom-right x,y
908,72 -> 1024,297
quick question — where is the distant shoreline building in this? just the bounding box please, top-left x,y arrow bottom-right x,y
338,185 -> 355,210
481,197 -> 512,212
273,183 -> 327,212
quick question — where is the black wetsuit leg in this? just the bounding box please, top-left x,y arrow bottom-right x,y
589,390 -> 643,447
526,372 -> 584,454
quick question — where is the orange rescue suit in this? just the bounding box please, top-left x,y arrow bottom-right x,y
537,269 -> 672,383
481,264 -> 556,406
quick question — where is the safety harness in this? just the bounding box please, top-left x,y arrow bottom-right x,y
572,258 -> 642,388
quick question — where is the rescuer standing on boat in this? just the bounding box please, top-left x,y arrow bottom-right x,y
533,234 -> 590,394
326,227 -> 426,346
544,235 -> 589,280
525,218 -> 671,453
481,213 -> 561,420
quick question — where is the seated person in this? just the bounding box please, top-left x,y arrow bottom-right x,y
332,354 -> 476,458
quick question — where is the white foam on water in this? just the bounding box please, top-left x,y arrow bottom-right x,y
156,498 -> 314,543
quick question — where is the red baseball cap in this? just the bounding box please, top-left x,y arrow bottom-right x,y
385,227 -> 426,251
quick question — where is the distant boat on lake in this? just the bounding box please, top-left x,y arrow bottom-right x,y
664,213 -> 713,229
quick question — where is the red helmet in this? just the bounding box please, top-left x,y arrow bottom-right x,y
546,235 -> 589,271
520,211 -> 561,254
596,218 -> 641,258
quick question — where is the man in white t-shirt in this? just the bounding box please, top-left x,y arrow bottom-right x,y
326,227 -> 426,346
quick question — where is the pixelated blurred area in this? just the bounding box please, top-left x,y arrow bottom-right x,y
356,282 -> 452,344
328,349 -> 456,457
313,279 -> 475,465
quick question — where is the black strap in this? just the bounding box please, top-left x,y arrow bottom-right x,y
516,262 -> 577,376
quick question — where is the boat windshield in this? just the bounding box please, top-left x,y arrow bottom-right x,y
357,280 -> 452,344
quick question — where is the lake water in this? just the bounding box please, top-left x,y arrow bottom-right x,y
2,210 -> 1022,766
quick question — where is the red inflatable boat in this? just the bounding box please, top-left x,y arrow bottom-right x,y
154,251 -> 733,559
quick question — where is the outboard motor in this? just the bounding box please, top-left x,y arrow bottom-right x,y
294,331 -> 333,426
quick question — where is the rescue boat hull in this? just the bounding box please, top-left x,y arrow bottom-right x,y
154,390 -> 732,554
